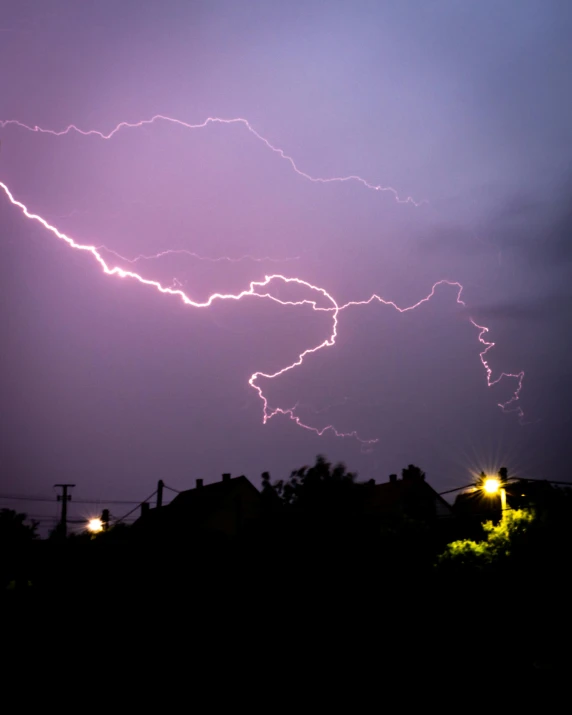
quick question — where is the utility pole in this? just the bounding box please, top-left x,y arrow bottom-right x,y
54,484 -> 75,538
498,467 -> 509,523
157,479 -> 164,509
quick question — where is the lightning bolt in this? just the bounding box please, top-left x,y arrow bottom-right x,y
0,179 -> 525,442
470,319 -> 525,419
0,115 -> 426,206
339,280 -> 466,313
0,114 -> 525,441
99,246 -> 300,265
0,179 -> 372,442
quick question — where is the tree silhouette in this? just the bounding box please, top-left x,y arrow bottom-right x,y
0,509 -> 38,590
264,454 -> 357,512
259,455 -> 366,553
401,464 -> 425,482
0,508 -> 38,544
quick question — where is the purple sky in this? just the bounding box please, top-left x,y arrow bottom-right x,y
1,0 -> 572,526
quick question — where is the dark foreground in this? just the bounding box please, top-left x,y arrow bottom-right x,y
4,531 -> 570,689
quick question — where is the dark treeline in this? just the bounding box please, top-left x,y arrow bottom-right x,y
3,455 -> 572,677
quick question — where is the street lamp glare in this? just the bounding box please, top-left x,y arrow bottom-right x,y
87,517 -> 103,533
483,478 -> 500,494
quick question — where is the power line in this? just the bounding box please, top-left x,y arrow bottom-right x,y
23,517 -> 57,523
163,484 -> 181,494
0,495 -> 59,503
439,476 -> 572,496
0,494 -> 151,505
113,490 -> 158,525
67,498 -> 145,505
439,483 -> 476,496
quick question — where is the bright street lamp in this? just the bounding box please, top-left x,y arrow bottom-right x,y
87,517 -> 103,533
483,478 -> 500,494
481,476 -> 507,519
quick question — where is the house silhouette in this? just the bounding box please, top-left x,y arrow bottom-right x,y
132,468 -> 453,546
364,470 -> 454,522
133,473 -> 262,540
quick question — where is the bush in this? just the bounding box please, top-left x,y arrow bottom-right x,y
436,509 -> 534,570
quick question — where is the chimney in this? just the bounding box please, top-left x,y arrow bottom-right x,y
222,473 -> 231,483
141,502 -> 150,517
389,474 -> 397,484
196,478 -> 203,489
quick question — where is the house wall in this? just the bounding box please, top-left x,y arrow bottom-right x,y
207,484 -> 262,536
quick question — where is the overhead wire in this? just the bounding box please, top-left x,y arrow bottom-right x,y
162,484 -> 181,494
0,494 -> 150,504
113,489 -> 158,525
439,476 -> 572,497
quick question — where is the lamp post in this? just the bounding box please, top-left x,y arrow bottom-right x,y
482,477 -> 507,521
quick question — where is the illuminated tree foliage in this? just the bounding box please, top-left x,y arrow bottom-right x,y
436,509 -> 534,569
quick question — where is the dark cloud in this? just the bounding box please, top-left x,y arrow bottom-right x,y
540,198 -> 572,266
472,295 -> 572,323
500,190 -> 572,269
420,175 -> 572,271
416,222 -> 491,257
490,192 -> 543,225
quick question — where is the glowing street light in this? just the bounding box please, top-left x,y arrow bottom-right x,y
483,478 -> 501,494
87,517 -> 104,533
481,475 -> 507,519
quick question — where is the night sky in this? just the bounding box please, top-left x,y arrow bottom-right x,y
1,1 -> 572,526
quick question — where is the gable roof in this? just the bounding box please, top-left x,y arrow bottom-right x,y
365,476 -> 453,518
168,475 -> 259,523
132,475 -> 261,535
